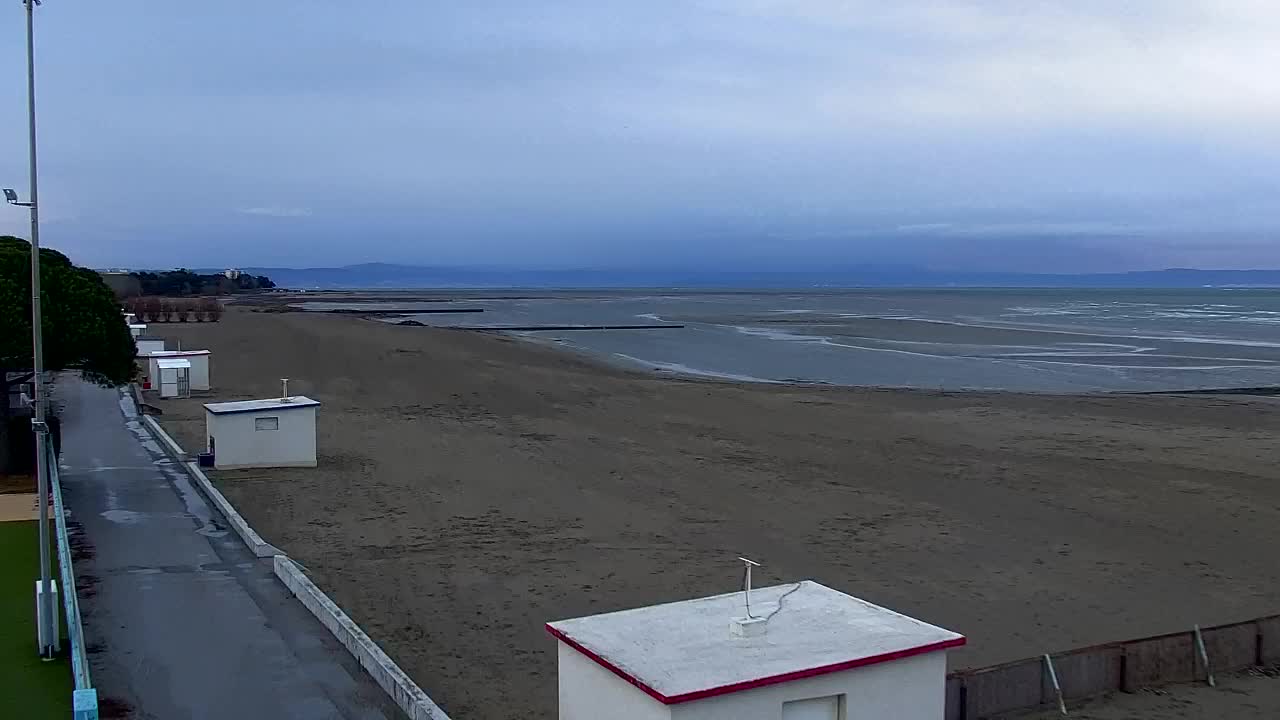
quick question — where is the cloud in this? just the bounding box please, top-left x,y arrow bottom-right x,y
5,1 -> 1280,268
670,1 -> 1280,136
896,222 -> 1144,237
236,207 -> 312,219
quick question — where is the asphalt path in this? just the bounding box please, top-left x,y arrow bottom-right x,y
57,378 -> 398,719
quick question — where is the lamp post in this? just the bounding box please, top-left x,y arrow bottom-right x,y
6,0 -> 55,659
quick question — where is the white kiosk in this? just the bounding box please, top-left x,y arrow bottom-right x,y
548,580 -> 964,720
155,358 -> 191,398
144,350 -> 211,392
203,390 -> 319,470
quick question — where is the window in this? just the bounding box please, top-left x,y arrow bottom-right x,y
782,695 -> 843,720
255,416 -> 280,431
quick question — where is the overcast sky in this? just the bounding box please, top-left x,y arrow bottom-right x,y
1,1 -> 1279,271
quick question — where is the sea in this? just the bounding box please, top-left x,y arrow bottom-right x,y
300,288 -> 1280,393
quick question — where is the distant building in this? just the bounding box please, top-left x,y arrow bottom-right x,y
223,268 -> 242,279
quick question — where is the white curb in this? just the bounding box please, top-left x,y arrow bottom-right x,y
274,556 -> 452,720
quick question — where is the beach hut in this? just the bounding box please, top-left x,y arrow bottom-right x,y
155,358 -> 191,399
144,350 -> 211,392
135,337 -> 166,357
547,579 -> 964,720
203,392 -> 319,470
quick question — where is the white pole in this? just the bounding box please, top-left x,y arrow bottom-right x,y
1043,654 -> 1067,716
25,0 -> 55,658
738,557 -> 761,618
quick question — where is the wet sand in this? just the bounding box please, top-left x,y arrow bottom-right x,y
153,306 -> 1280,720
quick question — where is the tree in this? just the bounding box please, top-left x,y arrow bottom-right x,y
0,236 -> 136,472
130,269 -> 275,297
139,296 -> 161,322
196,297 -> 221,322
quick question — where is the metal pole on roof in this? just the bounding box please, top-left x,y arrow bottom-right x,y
24,0 -> 56,659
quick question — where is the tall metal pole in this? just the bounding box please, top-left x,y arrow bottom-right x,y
25,0 -> 55,659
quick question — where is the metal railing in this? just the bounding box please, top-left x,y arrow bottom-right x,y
48,443 -> 98,717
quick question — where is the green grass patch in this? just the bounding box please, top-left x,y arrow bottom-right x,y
0,520 -> 73,718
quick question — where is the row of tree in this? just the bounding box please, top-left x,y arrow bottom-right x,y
1,236 -> 136,473
124,296 -> 223,323
130,269 -> 275,297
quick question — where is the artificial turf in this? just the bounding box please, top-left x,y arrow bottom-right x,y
0,520 -> 72,718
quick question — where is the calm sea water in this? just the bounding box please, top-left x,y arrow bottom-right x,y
302,289 -> 1280,392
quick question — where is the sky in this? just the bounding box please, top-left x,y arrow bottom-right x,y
1,1 -> 1279,272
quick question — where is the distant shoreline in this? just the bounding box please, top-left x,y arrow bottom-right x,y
232,289 -> 1280,395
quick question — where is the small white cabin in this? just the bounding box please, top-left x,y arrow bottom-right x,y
144,350 -> 210,392
203,396 -> 319,470
155,358 -> 191,399
548,581 -> 964,720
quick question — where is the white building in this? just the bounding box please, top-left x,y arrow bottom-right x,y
144,350 -> 211,392
135,337 -> 166,357
547,581 -> 965,720
203,396 -> 320,470
128,323 -> 148,338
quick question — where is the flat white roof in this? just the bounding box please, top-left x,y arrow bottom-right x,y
547,580 -> 964,705
128,323 -> 147,330
204,396 -> 320,415
145,349 -> 211,357
156,358 -> 191,369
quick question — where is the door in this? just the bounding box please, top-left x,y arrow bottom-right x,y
159,368 -> 177,398
782,695 -> 841,720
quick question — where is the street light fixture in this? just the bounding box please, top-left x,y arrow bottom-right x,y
4,188 -> 34,207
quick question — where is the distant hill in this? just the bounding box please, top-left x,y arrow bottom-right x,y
200,263 -> 1280,290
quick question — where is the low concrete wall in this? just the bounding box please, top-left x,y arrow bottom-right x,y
1261,617 -> 1280,665
961,657 -> 1041,718
948,614 -> 1280,719
1050,644 -> 1122,700
274,556 -> 451,720
1204,623 -> 1258,677
1122,632 -> 1196,690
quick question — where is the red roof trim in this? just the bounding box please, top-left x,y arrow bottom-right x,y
546,623 -> 965,705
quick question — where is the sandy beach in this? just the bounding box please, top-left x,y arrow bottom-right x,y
152,305 -> 1280,720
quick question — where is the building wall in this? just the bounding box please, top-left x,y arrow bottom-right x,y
146,357 -> 162,388
187,355 -> 210,390
669,652 -> 946,720
136,339 -> 165,357
144,354 -> 209,390
206,406 -> 317,469
558,641 -> 672,720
